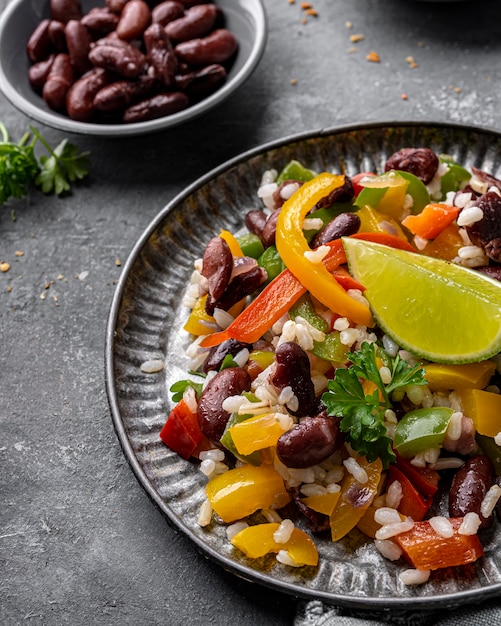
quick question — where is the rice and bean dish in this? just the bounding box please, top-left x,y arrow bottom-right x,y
158,147 -> 501,586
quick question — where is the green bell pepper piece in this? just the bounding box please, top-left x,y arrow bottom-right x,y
439,155 -> 471,197
257,245 -> 285,283
237,233 -> 265,259
276,160 -> 317,185
312,331 -> 350,364
220,412 -> 262,466
289,294 -> 329,333
393,407 -> 454,457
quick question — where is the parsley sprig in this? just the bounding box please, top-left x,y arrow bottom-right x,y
321,342 -> 426,468
0,122 -> 90,206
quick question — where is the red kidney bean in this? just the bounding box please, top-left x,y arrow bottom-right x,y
144,23 -> 178,88
244,210 -> 267,240
471,166 -> 501,193
261,209 -> 281,248
48,20 -> 67,51
65,20 -> 93,75
449,455 -> 496,529
202,338 -> 252,373
277,415 -> 341,468
93,76 -> 155,112
27,19 -> 53,63
66,67 -> 111,121
165,4 -> 220,43
385,147 -> 439,185
81,8 -> 120,36
50,0 -> 83,24
465,191 -> 501,262
29,54 -> 56,92
207,265 -> 267,315
105,0 -> 129,14
271,342 -> 317,418
152,1 -> 185,26
116,0 -> 151,40
175,28 -> 238,67
201,236 -> 233,302
315,175 -> 355,208
89,41 -> 146,78
42,52 -> 76,111
442,415 -> 476,456
175,63 -> 226,99
310,212 -> 361,248
197,367 -> 251,442
122,91 -> 189,122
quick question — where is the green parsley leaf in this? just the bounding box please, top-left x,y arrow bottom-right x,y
170,379 -> 204,403
220,354 -> 239,370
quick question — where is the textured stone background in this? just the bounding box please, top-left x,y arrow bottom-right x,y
1,0 -> 501,624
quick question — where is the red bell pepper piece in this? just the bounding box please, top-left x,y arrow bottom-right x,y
394,451 -> 440,498
387,464 -> 432,522
351,172 -> 376,197
160,398 -> 204,460
393,517 -> 484,570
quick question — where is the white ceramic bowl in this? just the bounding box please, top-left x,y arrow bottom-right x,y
0,0 -> 267,136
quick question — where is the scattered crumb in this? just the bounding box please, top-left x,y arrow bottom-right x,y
290,78 -> 298,85
300,1 -> 312,7
57,274 -> 64,280
0,262 -> 10,273
406,55 -> 418,69
52,294 -> 60,307
350,33 -> 365,43
345,21 -> 353,29
288,0 -> 294,3
301,17 -> 307,24
347,46 -> 358,54
115,258 -> 122,267
401,93 -> 409,100
44,280 -> 54,290
40,292 -> 46,300
14,251 -> 24,257
417,41 -> 424,47
305,8 -> 318,16
7,285 -> 13,293
366,51 -> 380,63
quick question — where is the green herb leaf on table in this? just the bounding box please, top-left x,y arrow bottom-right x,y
322,342 -> 426,468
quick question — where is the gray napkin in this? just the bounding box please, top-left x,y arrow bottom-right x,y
294,598 -> 501,626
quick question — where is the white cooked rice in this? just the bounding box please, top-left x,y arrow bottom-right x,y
374,507 -> 402,526
226,521 -> 249,540
375,519 -> 414,540
198,500 -> 213,527
481,484 -> 501,518
457,206 -> 483,226
375,538 -> 402,561
385,480 -> 403,509
273,519 -> 295,544
399,569 -> 431,585
429,516 -> 454,538
458,512 -> 482,535
343,457 -> 368,484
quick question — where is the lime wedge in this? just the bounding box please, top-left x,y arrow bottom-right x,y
343,238 -> 501,364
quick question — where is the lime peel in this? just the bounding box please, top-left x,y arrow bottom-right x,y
342,238 -> 501,364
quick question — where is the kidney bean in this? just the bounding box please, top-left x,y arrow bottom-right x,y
206,265 -> 267,315
478,266 -> 501,282
310,212 -> 361,248
105,0 -> 129,14
244,210 -> 267,240
152,1 -> 185,26
42,52 -> 76,111
271,342 -> 317,418
81,8 -> 120,36
27,19 -> 53,63
203,338 -> 252,373
465,191 -> 501,262
442,415 -> 476,456
277,415 -> 341,468
144,23 -> 178,88
89,41 -> 146,78
29,54 -> 56,92
48,20 -> 67,51
316,176 -> 355,209
179,0 -> 213,6
261,209 -> 281,248
116,0 -> 151,40
165,4 -> 220,43
201,236 -> 233,302
175,28 -> 238,67
65,20 -> 93,75
449,455 -> 496,529
93,76 -> 155,112
66,67 -> 111,121
175,63 -> 226,99
50,0 -> 83,24
122,91 -> 189,122
197,367 -> 251,442
471,166 -> 501,193
496,476 -> 501,521
384,147 -> 439,185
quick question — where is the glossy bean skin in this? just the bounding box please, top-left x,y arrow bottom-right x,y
244,210 -> 267,241
89,41 -> 146,78
175,28 -> 238,67
316,175 -> 354,208
42,52 -> 76,111
48,20 -> 67,51
175,63 -> 226,99
384,147 -> 439,185
122,91 -> 189,122
116,0 -> 151,40
203,338 -> 252,373
50,0 -> 83,24
105,0 -> 129,14
27,19 -> 53,63
271,342 -> 317,418
206,265 -> 267,315
29,54 -> 56,92
277,415 -> 341,469
201,236 -> 233,301
151,1 -> 185,26
310,212 -> 361,248
93,76 -> 155,112
165,4 -> 220,43
144,23 -> 178,88
197,367 -> 251,442
449,455 -> 496,529
81,7 -> 120,36
66,67 -> 111,121
65,19 -> 93,75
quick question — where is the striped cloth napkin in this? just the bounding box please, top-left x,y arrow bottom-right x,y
294,598 -> 501,626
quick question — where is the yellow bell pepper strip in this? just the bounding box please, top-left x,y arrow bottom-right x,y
456,388 -> 501,438
392,518 -> 484,571
183,294 -> 217,336
230,522 -> 319,566
424,360 -> 496,392
421,223 -> 464,261
205,463 -> 291,523
401,203 -> 460,240
329,456 -> 383,541
229,412 -> 288,456
219,228 -> 243,256
301,491 -> 341,517
276,173 -> 373,327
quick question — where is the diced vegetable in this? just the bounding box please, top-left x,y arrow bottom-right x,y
159,399 -> 206,460
354,170 -> 409,220
276,159 -> 317,185
302,491 -> 341,516
220,413 -> 262,466
456,388 -> 501,437
229,413 -> 285,456
258,245 -> 286,282
387,464 -> 432,521
393,407 -> 454,457
401,203 -> 460,240
424,361 -> 496,391
237,233 -> 265,259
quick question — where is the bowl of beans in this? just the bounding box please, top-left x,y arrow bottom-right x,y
0,0 -> 266,136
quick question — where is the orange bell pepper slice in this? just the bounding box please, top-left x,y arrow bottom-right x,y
393,517 -> 484,570
402,203 -> 460,240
